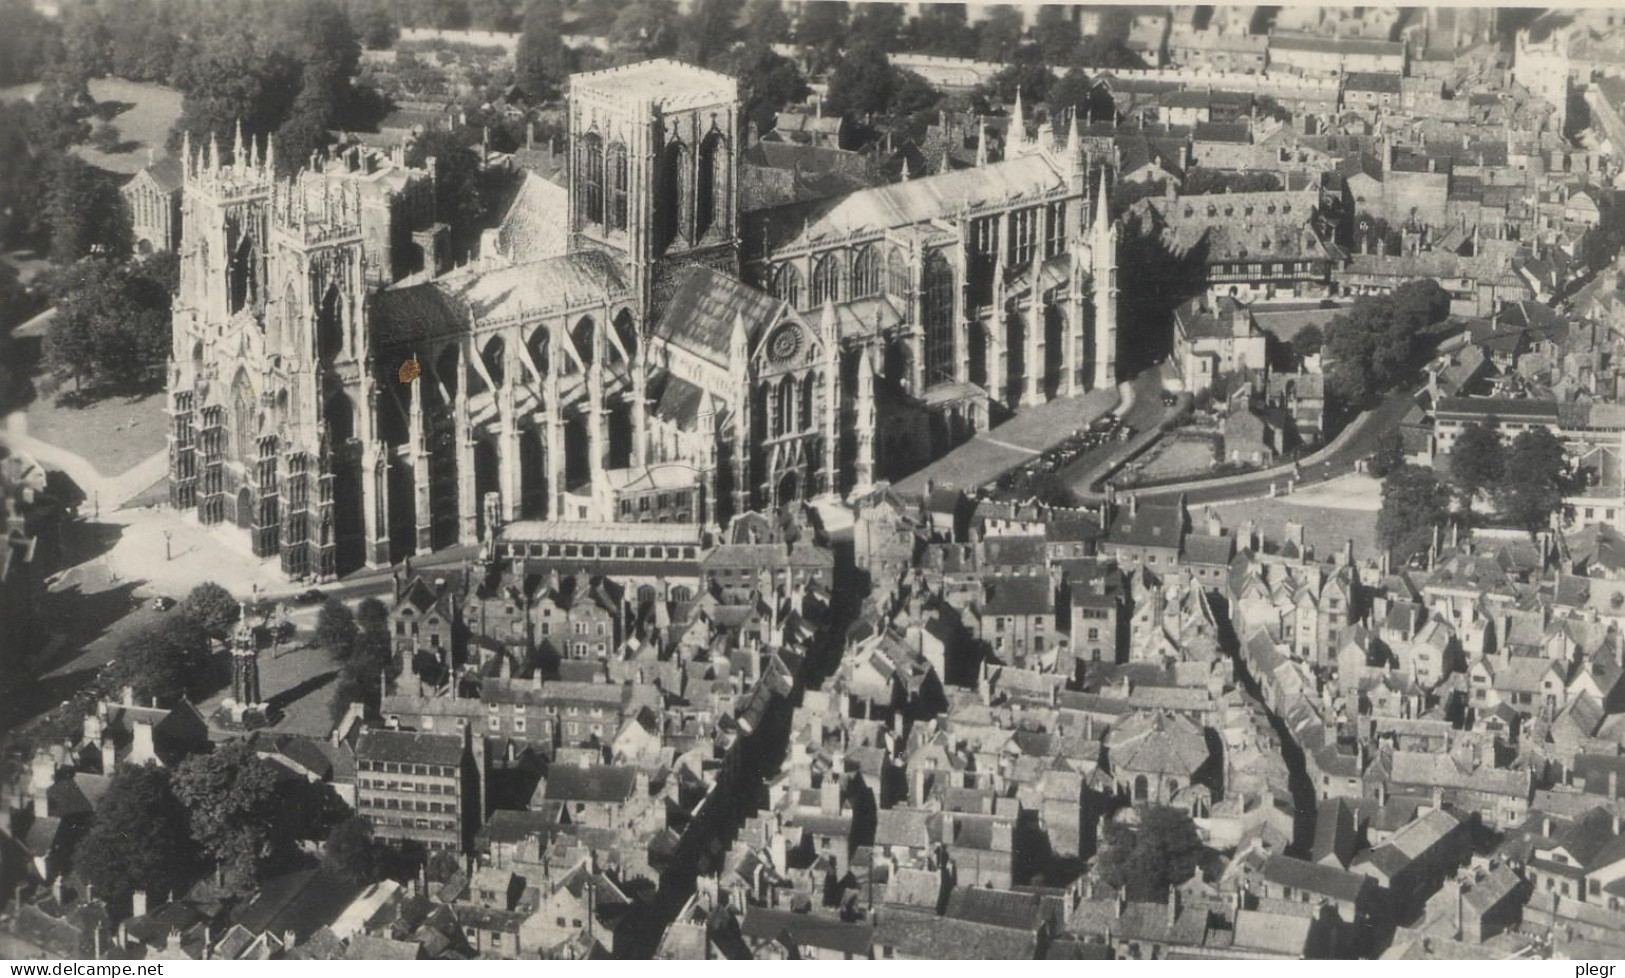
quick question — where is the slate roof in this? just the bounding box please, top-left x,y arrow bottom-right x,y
371,252 -> 628,347
739,907 -> 874,956
756,152 -> 1066,254
356,729 -> 465,768
543,764 -> 640,804
1261,853 -> 1368,903
653,265 -> 786,368
873,906 -> 1038,959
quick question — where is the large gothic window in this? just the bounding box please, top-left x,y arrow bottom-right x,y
1009,207 -> 1039,267
772,264 -> 803,309
231,370 -> 256,464
810,253 -> 842,307
697,131 -> 726,240
799,373 -> 816,431
852,245 -> 880,299
775,376 -> 796,438
885,245 -> 909,297
578,132 -> 604,226
229,234 -> 257,314
317,284 -> 343,362
922,250 -> 956,386
606,143 -> 629,232
659,141 -> 689,253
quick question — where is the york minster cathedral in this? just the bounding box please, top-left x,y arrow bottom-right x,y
166,59 -> 1120,580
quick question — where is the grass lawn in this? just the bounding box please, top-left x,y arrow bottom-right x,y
25,381 -> 168,477
1206,494 -> 1382,564
0,79 -> 183,176
1138,431 -> 1219,481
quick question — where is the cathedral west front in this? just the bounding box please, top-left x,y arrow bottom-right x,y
166,59 -> 1120,581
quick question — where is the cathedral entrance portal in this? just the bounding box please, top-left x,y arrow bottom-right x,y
235,487 -> 254,529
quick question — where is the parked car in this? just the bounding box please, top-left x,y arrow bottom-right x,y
295,588 -> 326,605
1161,391 -> 1178,406
150,596 -> 175,611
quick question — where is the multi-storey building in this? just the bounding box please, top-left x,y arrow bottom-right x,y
354,729 -> 471,853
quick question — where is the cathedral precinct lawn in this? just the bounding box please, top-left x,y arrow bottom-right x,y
1206,486 -> 1381,565
0,78 -> 183,177
25,384 -> 168,478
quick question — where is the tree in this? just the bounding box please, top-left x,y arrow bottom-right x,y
908,3 -> 976,57
976,5 -> 1025,63
515,0 -> 571,100
183,582 -> 242,639
848,2 -> 904,51
718,42 -> 809,134
1449,421 -> 1503,511
677,0 -> 742,66
103,614 -> 212,703
1498,428 -> 1568,535
608,0 -> 678,59
1292,324 -> 1323,359
173,740 -> 293,891
90,121 -> 123,153
43,157 -> 130,264
1033,4 -> 1081,65
1181,168 -> 1282,195
1046,67 -> 1093,125
825,43 -> 894,119
322,814 -> 382,885
741,0 -> 790,45
330,628 -> 399,722
43,254 -> 171,392
1367,427 -> 1405,478
407,127 -> 486,254
794,0 -> 847,72
354,0 -> 400,49
1095,805 -> 1204,902
0,0 -> 60,85
1378,464 -> 1450,562
355,595 -> 390,636
1078,7 -> 1135,68
981,56 -> 1055,109
75,765 -> 199,904
316,597 -> 359,657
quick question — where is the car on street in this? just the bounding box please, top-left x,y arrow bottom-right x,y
295,588 -> 326,605
150,596 -> 175,611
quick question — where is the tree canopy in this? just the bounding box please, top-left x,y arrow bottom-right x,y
172,740 -> 294,892
1323,280 -> 1446,410
1096,805 -> 1204,902
1378,464 -> 1451,562
102,614 -> 213,704
315,597 -> 359,657
1449,422 -> 1504,511
42,251 -> 174,395
75,765 -> 200,904
1498,428 -> 1568,535
183,582 -> 242,639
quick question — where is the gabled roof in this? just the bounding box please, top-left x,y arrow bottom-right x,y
653,265 -> 787,369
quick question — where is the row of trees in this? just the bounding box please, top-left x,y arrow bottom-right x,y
1376,424 -> 1570,563
317,596 -> 404,722
1321,279 -> 1449,411
74,741 -> 377,902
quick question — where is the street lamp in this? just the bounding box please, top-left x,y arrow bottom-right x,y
164,531 -> 172,562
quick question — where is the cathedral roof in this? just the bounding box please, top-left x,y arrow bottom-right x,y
757,152 -> 1067,255
653,265 -> 785,369
370,252 -> 628,348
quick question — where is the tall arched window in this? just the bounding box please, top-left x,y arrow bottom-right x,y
697,130 -> 726,239
799,373 -> 816,431
885,244 -> 909,297
772,265 -> 803,309
577,132 -> 604,226
606,142 -> 628,231
810,253 -> 842,307
317,283 -> 343,362
775,376 -> 796,437
852,245 -> 881,299
659,141 -> 689,252
922,250 -> 956,386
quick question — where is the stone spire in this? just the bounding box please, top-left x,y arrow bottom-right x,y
208,131 -> 219,172
1010,86 -> 1027,156
266,133 -> 275,175
182,131 -> 192,181
233,119 -> 244,167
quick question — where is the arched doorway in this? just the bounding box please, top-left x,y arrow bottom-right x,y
1134,775 -> 1149,802
777,469 -> 799,505
235,487 -> 254,529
